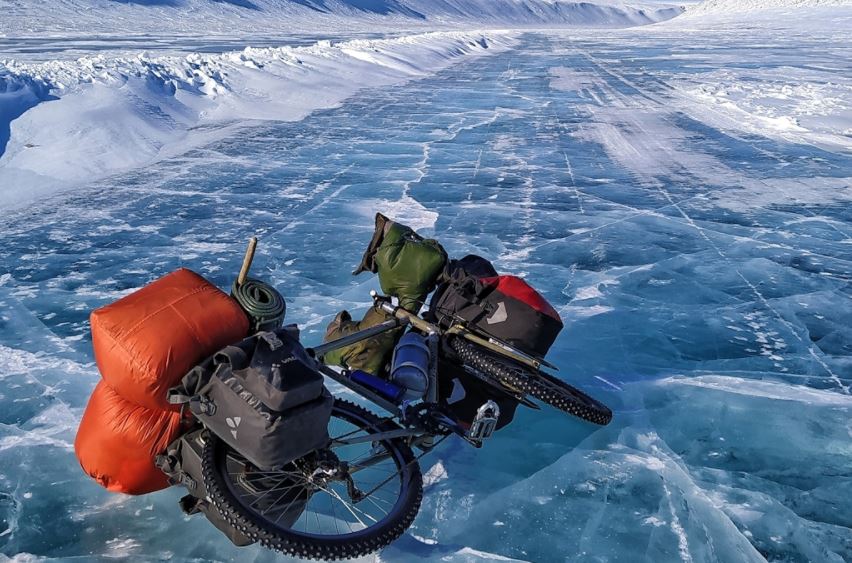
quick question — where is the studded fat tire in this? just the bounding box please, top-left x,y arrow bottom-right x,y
200,399 -> 423,560
450,338 -> 613,426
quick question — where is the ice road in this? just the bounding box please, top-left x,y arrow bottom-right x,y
1,18 -> 851,563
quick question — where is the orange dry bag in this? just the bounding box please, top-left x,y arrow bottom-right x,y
90,268 -> 249,411
75,381 -> 184,494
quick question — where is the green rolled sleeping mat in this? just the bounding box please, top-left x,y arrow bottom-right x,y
352,213 -> 448,312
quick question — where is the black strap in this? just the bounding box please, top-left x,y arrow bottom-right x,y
167,389 -> 192,405
258,331 -> 284,351
188,395 -> 216,416
214,345 -> 248,367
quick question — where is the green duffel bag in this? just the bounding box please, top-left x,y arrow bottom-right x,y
353,213 -> 447,312
322,306 -> 403,376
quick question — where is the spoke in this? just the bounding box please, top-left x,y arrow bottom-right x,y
322,485 -> 368,528
256,482 -> 306,514
271,484 -> 311,526
351,465 -> 397,475
249,478 -> 306,510
362,493 -> 391,517
244,478 -> 293,506
329,439 -> 378,455
331,427 -> 372,442
347,444 -> 391,465
314,505 -> 322,534
316,483 -> 378,525
236,477 -> 290,502
228,469 -> 299,479
364,491 -> 396,514
329,483 -> 341,536
361,434 -> 448,501
329,416 -> 375,441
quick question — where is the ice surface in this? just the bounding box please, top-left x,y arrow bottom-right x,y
1,4 -> 852,563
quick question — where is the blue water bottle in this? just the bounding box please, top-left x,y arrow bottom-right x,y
390,332 -> 431,401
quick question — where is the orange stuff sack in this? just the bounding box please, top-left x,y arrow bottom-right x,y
90,268 -> 249,411
75,381 -> 184,495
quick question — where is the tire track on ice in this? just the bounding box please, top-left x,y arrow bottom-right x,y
572,42 -> 852,242
566,42 -> 850,393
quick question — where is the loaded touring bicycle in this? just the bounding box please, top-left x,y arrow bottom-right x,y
77,226 -> 613,561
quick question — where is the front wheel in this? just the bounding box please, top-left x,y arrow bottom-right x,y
450,338 -> 613,426
201,399 -> 423,560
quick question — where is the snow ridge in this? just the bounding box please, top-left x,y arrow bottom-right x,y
2,0 -> 684,35
0,32 -> 516,207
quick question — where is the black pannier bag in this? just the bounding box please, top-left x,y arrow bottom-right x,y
156,429 -> 310,546
437,357 -> 518,431
169,327 -> 333,470
427,254 -> 497,322
156,429 -> 254,546
431,256 -> 520,432
430,255 -> 564,359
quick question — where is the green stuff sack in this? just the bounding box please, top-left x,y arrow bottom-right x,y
353,213 -> 447,312
322,306 -> 402,376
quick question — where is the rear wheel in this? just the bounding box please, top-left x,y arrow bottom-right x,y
202,400 -> 423,560
450,338 -> 613,425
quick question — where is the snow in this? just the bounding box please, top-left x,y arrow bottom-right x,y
1,0 -> 852,562
675,67 -> 852,152
690,0 -> 852,14
0,32 -> 517,208
1,0 -> 684,37
423,460 -> 449,487
0,0 -> 686,207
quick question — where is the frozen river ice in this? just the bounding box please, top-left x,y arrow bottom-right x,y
1,27 -> 851,562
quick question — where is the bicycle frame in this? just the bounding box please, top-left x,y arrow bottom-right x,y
306,291 -> 545,453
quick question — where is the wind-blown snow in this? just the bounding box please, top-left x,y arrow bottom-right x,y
0,1 -> 685,207
1,0 -> 684,36
690,0 -> 851,14
0,32 -> 516,207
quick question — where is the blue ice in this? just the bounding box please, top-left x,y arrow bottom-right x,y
1,31 -> 851,562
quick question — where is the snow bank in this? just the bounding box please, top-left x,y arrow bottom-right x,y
642,1 -> 852,152
677,66 -> 852,152
403,0 -> 684,28
690,0 -> 852,14
0,32 -> 516,208
2,0 -> 685,36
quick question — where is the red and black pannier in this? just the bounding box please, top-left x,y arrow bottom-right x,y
429,255 -> 563,359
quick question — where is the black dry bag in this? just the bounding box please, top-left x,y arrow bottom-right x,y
169,327 -> 333,470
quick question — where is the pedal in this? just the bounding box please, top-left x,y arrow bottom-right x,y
467,400 -> 500,443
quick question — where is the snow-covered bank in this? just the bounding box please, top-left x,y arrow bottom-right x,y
0,0 -> 685,208
2,0 -> 684,37
627,2 -> 852,153
0,32 -> 516,208
688,0 -> 852,14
